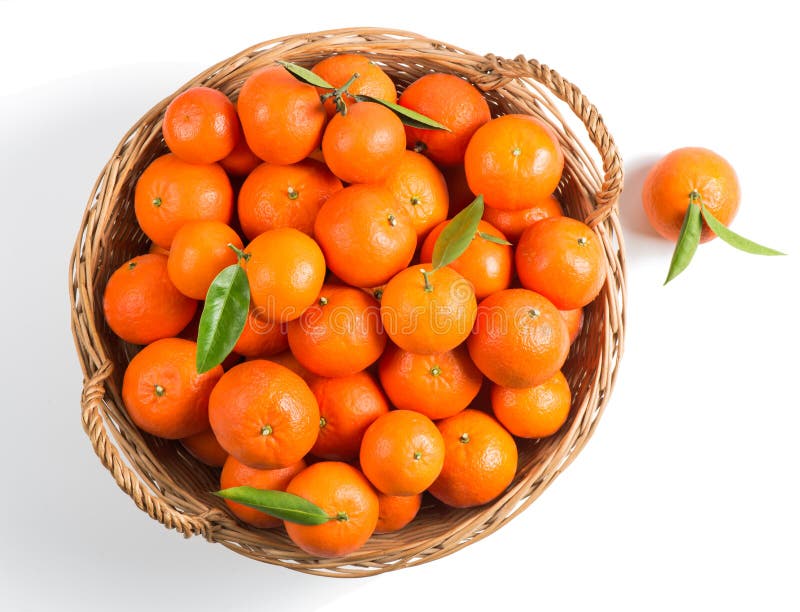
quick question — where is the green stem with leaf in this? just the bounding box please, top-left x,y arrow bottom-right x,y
278,60 -> 449,130
664,190 -> 785,285
320,72 -> 360,115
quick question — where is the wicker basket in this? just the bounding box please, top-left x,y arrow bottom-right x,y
69,28 -> 625,577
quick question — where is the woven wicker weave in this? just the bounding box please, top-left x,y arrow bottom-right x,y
69,28 -> 625,577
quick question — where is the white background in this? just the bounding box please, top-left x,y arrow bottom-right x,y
1,1 -> 798,610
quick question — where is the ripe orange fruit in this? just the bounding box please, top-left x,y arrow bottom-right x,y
103,253 -> 197,345
148,242 -> 170,256
237,159 -> 342,240
398,73 -> 491,166
261,350 -> 316,383
180,428 -> 228,467
134,153 -> 233,249
491,371 -> 571,438
467,288 -> 569,388
428,409 -> 518,508
382,150 -> 449,239
374,492 -> 422,534
359,410 -> 445,496
219,129 -> 262,177
312,53 -> 397,117
237,65 -> 327,165
284,461 -> 379,558
287,284 -> 386,378
314,184 -> 416,288
419,219 -> 513,299
378,343 -> 482,420
122,338 -> 223,439
516,217 -> 606,310
162,86 -> 239,164
642,146 -> 740,243
321,101 -> 406,184
208,360 -> 320,469
166,220 -> 242,300
464,114 -> 564,211
380,264 -> 477,355
232,307 -> 289,358
560,307 -> 583,345
244,228 -> 326,322
220,455 -> 306,528
442,164 -> 477,216
482,194 -> 563,243
307,371 -> 390,461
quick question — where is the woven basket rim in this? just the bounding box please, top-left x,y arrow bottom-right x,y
69,27 -> 626,578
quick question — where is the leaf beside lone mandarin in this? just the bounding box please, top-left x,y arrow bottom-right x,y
700,206 -> 785,256
664,202 -> 702,285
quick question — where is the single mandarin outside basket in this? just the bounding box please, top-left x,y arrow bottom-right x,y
69,28 -> 625,577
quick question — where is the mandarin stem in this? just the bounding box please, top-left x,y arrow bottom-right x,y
321,72 -> 361,116
227,243 -> 250,263
420,269 -> 433,292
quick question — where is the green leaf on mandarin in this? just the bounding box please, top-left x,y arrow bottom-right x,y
277,60 -> 335,89
664,201 -> 702,285
353,94 -> 450,131
214,486 -> 331,525
196,263 -> 250,373
432,195 -> 485,270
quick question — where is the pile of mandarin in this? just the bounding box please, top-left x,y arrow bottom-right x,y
102,54 -> 606,558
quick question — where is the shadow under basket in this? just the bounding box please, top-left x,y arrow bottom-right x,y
69,28 -> 626,578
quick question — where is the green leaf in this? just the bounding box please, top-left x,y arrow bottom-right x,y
196,264 -> 250,373
700,206 -> 785,256
353,94 -> 450,131
478,231 -> 512,246
277,60 -> 334,89
664,202 -> 702,285
214,487 -> 330,525
432,195 -> 485,270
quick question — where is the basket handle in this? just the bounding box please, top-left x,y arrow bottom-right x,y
478,54 -> 623,227
81,362 -> 224,539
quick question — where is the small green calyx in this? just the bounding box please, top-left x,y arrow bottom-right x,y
154,384 -> 166,397
319,296 -> 329,307
529,308 -> 540,318
260,424 -> 273,437
387,214 -> 397,227
459,433 -> 470,444
336,511 -> 349,522
430,366 -> 441,377
319,416 -> 327,429
410,196 -> 421,206
287,187 -> 299,200
152,197 -> 162,208
413,451 -> 422,460
128,261 -> 137,270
